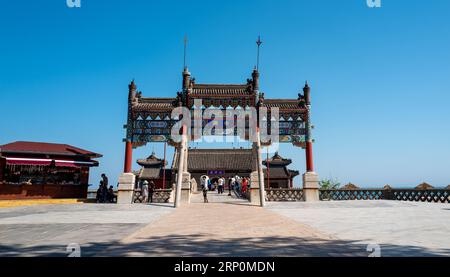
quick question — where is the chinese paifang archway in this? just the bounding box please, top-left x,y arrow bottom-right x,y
118,67 -> 319,207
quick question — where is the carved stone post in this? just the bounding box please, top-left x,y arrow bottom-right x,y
175,126 -> 190,207
250,137 -> 266,207
256,130 -> 266,207
117,172 -> 135,204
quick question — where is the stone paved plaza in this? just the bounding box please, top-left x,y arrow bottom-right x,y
266,200 -> 450,256
0,192 -> 448,257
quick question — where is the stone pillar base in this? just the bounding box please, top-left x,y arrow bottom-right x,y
180,172 -> 191,205
168,184 -> 176,203
190,178 -> 198,193
117,173 -> 136,204
249,171 -> 261,206
303,172 -> 320,202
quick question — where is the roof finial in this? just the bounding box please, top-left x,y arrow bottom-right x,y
256,35 -> 262,71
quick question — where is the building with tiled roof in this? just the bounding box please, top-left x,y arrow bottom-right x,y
135,152 -> 172,189
170,148 -> 298,190
262,152 -> 299,188
0,141 -> 102,200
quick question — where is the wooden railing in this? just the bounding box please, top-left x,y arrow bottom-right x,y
133,188 -> 172,203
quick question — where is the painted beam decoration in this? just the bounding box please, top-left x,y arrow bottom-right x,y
125,69 -> 311,149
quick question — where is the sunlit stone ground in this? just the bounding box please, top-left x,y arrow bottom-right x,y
0,193 -> 448,257
267,200 -> 450,256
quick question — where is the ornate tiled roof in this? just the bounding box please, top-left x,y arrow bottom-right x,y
137,153 -> 165,167
0,141 -> 102,158
262,152 -> 292,166
173,148 -> 256,171
261,99 -> 304,110
263,168 -> 287,178
134,98 -> 177,111
138,168 -> 172,180
191,84 -> 252,95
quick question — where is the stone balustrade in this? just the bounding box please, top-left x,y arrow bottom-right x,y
259,188 -> 450,203
133,188 -> 173,203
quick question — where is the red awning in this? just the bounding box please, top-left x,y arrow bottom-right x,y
6,158 -> 52,166
5,158 -> 96,167
55,161 -> 78,167
55,160 -> 97,167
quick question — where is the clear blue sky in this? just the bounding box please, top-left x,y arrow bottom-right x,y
1,0 -> 449,188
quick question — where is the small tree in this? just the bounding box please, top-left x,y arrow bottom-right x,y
319,178 -> 341,190
319,178 -> 341,201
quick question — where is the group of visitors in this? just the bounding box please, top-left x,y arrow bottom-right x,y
140,180 -> 156,203
96,174 -> 116,203
200,175 -> 251,203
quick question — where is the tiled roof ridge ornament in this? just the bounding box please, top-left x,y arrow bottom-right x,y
252,67 -> 260,92
259,92 -> 265,105
128,79 -> 137,101
273,151 -> 282,159
129,79 -> 137,91
303,81 -> 311,106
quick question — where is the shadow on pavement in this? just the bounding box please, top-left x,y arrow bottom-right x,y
1,234 -> 448,257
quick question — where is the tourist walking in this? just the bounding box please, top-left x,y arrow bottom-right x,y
149,181 -> 156,203
242,177 -> 248,194
202,183 -> 209,203
141,180 -> 149,203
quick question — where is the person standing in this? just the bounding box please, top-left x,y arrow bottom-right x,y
207,177 -> 212,191
241,177 -> 248,196
202,182 -> 209,203
141,180 -> 149,203
101,174 -> 109,188
218,177 -> 224,194
149,181 -> 156,203
96,183 -> 103,203
107,186 -> 116,203
99,180 -> 108,203
201,176 -> 206,191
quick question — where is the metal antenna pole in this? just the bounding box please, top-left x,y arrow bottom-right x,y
256,36 -> 262,71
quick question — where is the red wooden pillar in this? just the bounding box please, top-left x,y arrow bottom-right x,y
124,141 -> 133,173
304,81 -> 314,173
306,141 -> 314,172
